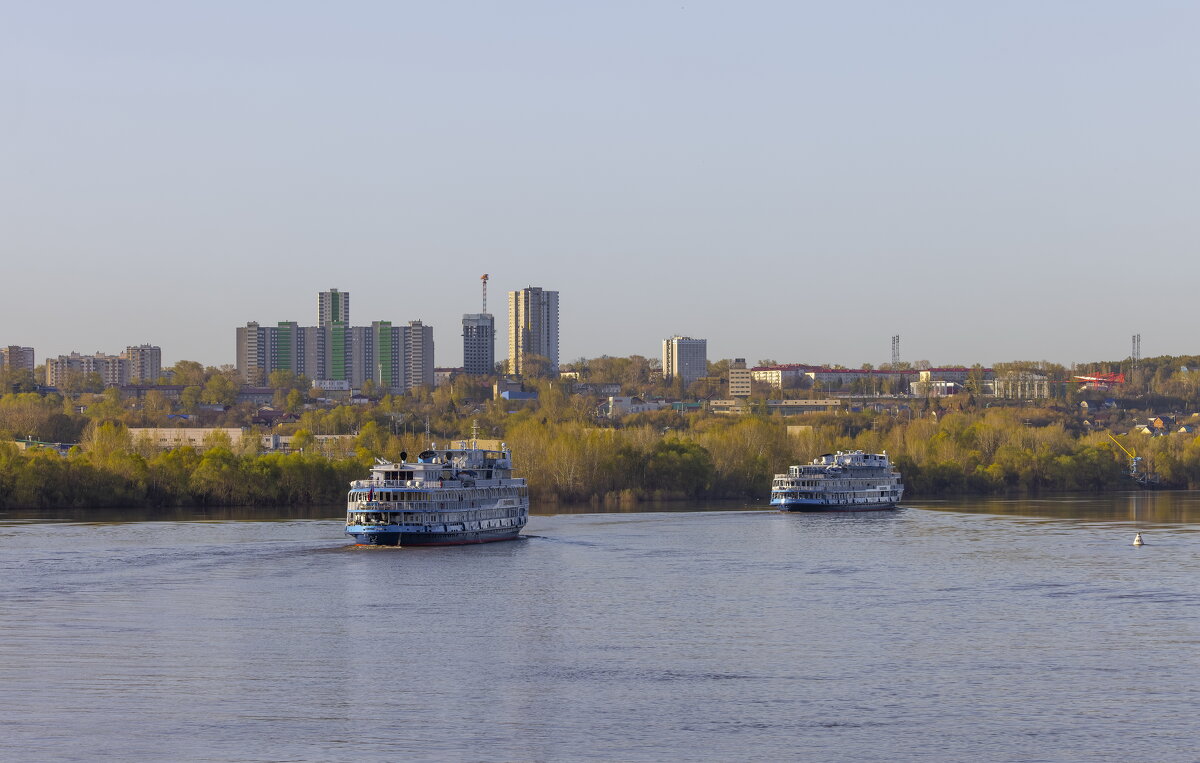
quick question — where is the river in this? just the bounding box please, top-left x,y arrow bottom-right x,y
2,492 -> 1198,761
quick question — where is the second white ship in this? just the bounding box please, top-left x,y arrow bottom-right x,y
770,450 -> 904,511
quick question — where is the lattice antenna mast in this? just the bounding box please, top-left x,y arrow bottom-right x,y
891,335 -> 900,366
1132,333 -> 1141,371
481,274 -> 489,313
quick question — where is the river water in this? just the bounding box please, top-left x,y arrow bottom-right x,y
2,493 -> 1198,762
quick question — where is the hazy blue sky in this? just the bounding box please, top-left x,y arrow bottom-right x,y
5,2 -> 1198,369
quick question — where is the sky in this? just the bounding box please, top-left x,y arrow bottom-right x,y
4,2 -> 1198,370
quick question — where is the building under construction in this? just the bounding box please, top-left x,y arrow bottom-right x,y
462,274 -> 495,375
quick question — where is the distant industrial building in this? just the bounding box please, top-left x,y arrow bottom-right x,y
507,286 -> 559,376
662,336 -> 707,387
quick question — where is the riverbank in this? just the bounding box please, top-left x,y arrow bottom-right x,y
4,406 -> 1198,509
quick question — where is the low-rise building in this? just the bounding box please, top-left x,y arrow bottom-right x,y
602,396 -> 670,418
751,364 -> 814,389
766,399 -> 842,415
910,380 -> 963,397
807,368 -> 917,388
236,387 -> 276,406
708,398 -> 842,415
992,372 -> 1049,399
12,437 -> 74,456
120,384 -> 186,400
128,427 -> 250,449
574,382 -> 622,397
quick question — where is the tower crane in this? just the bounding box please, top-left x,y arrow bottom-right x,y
1106,432 -> 1158,487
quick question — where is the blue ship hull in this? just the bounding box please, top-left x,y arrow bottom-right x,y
349,526 -> 523,546
771,498 -> 898,512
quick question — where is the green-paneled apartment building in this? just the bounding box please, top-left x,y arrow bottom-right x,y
236,289 -> 434,392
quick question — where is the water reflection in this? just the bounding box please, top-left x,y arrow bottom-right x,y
6,491 -> 1200,527
0,505 -> 344,525
913,491 -> 1200,526
540,498 -> 763,515
0,501 -> 765,525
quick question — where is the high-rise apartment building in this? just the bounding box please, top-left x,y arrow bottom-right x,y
236,292 -> 434,393
236,322 -> 269,385
507,286 -> 559,376
122,344 -> 162,383
317,288 -> 349,328
462,313 -> 495,375
0,346 -> 35,372
371,321 -> 403,392
662,336 -> 707,388
46,352 -> 128,388
405,320 -> 435,389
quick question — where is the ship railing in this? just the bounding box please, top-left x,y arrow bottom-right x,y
350,477 -> 521,489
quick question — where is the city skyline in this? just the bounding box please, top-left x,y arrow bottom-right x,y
5,3 -> 1199,368
0,288 -> 1183,375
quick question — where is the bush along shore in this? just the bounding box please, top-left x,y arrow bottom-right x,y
2,405 -> 1196,510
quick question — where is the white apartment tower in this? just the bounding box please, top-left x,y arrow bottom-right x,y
662,336 -> 707,388
318,288 -> 349,328
507,286 -> 559,376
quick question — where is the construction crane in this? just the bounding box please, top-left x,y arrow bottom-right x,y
481,274 -> 489,313
1074,372 -> 1125,391
1106,432 -> 1159,487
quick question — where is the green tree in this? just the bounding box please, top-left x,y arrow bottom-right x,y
645,438 -> 714,497
201,375 -> 237,406
0,367 -> 37,394
170,360 -> 207,387
85,387 -> 126,421
180,386 -> 203,414
292,429 -> 316,452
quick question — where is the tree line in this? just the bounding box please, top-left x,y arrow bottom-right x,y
4,403 -> 1200,510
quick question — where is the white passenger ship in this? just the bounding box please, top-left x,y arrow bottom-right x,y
770,451 -> 904,511
346,441 -> 528,546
